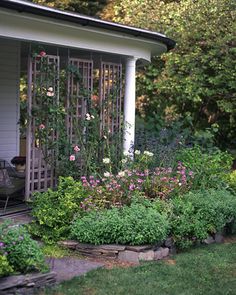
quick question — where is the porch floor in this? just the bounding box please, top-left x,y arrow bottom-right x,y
0,202 -> 31,223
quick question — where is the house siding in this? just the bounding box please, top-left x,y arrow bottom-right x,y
0,38 -> 20,164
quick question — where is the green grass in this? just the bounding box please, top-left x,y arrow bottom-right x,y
43,243 -> 236,295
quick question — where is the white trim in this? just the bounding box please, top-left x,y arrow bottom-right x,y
0,9 -> 167,61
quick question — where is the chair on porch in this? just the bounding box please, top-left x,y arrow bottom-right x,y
0,159 -> 25,214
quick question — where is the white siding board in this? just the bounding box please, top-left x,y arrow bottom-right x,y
0,39 -> 20,163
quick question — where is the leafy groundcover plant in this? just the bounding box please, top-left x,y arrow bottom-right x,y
71,202 -> 170,245
171,189 -> 236,249
29,177 -> 88,243
0,221 -> 47,276
176,145 -> 233,190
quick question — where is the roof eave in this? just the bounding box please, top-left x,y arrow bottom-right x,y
0,0 -> 176,51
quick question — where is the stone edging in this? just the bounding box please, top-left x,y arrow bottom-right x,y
58,239 -> 176,263
0,271 -> 57,295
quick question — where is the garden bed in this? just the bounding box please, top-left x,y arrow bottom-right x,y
0,271 -> 56,295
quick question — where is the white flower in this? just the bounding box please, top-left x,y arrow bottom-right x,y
47,87 -> 54,97
104,171 -> 111,177
91,115 -> 95,119
123,151 -> 129,157
121,158 -> 127,164
85,113 -> 91,121
134,150 -> 141,155
103,158 -> 110,164
103,135 -> 107,140
143,151 -> 154,157
118,171 -> 125,177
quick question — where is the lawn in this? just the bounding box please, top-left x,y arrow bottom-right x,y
42,242 -> 236,295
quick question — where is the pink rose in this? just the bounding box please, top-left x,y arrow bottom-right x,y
39,51 -> 46,57
74,145 -> 80,152
39,124 -> 45,130
69,154 -> 75,161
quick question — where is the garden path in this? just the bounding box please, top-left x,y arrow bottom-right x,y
46,257 -> 104,282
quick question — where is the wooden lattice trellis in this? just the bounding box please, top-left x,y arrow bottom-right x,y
25,54 -> 60,198
25,54 -> 123,197
66,58 -> 93,145
99,62 -> 123,157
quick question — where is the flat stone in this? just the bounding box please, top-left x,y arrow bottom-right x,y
126,245 -> 152,252
58,240 -> 78,250
98,245 -> 126,251
214,233 -> 224,243
76,243 -> 98,250
203,236 -> 215,245
118,250 -> 139,263
46,257 -> 104,282
162,247 -> 170,257
138,250 -> 155,261
0,272 -> 56,293
154,247 -> 169,260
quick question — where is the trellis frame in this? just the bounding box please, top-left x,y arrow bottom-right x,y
25,51 -> 123,198
25,54 -> 60,199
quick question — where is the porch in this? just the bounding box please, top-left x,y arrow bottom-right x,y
0,0 -> 175,215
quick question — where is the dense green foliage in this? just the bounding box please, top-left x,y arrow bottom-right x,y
31,0 -> 107,16
70,188 -> 236,248
29,177 -> 88,243
171,189 -> 236,248
71,203 -> 169,245
0,221 -> 47,274
176,146 -> 233,190
0,255 -> 13,277
226,170 -> 236,193
112,0 -> 236,149
43,243 -> 236,295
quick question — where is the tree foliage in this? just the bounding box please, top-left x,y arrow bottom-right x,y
109,0 -> 236,149
31,0 -> 108,16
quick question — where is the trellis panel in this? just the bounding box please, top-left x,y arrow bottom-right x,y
66,58 -> 93,145
25,54 -> 60,199
99,62 -> 122,160
99,62 -> 122,136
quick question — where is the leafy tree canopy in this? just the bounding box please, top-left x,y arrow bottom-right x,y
31,0 -> 108,16
106,0 -> 236,149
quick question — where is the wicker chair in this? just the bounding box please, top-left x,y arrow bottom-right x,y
0,159 -> 25,214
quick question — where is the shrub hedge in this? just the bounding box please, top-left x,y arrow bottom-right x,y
71,203 -> 169,245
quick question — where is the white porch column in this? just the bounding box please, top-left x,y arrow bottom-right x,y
123,57 -> 137,156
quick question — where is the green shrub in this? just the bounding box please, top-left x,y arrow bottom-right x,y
0,255 -> 13,277
177,146 -> 232,189
171,189 -> 236,249
226,170 -> 236,193
0,221 -> 47,273
71,203 -> 169,245
29,177 -> 88,243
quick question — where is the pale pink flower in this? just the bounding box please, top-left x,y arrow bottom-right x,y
39,124 -> 45,130
69,154 -> 75,161
74,145 -> 80,152
39,51 -> 46,57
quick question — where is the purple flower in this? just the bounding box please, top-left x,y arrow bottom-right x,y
0,242 -> 4,248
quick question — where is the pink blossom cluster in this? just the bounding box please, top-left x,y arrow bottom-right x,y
79,162 -> 193,209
